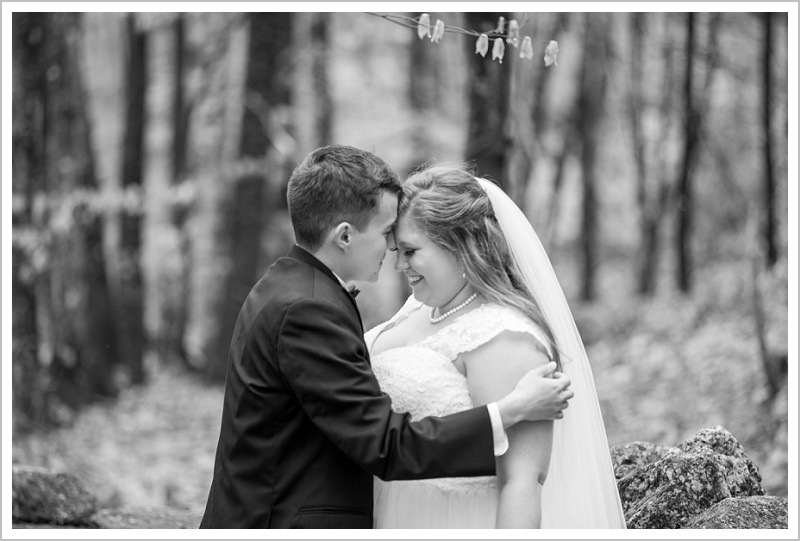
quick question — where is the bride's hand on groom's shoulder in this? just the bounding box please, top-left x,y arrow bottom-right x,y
497,362 -> 574,427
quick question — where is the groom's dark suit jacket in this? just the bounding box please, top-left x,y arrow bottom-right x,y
200,245 -> 496,528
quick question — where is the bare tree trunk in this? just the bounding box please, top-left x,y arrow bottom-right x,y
464,12 -> 511,186
11,17 -> 44,424
537,13 -> 575,250
674,13 -> 721,292
167,13 -> 192,368
409,13 -> 438,112
172,14 -> 188,182
116,13 -> 147,384
310,13 -> 332,147
292,12 -> 331,158
644,15 -> 683,296
184,14 -> 249,374
675,13 -> 699,293
51,13 -> 121,402
199,13 -> 294,379
13,13 -> 121,423
747,211 -> 786,398
11,245 -> 43,430
140,14 -> 190,367
291,13 -> 323,158
628,13 -> 650,293
407,11 -> 440,172
762,12 -> 778,269
577,13 -> 609,302
540,139 -> 570,250
509,12 -> 569,212
630,13 -> 676,296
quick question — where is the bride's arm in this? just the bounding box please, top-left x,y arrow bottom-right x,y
462,331 -> 554,529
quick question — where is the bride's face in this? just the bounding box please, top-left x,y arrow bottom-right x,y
393,214 -> 466,308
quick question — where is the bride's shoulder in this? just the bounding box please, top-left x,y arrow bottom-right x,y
475,302 -> 530,326
470,302 -> 552,357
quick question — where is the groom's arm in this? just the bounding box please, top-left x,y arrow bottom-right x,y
486,403 -> 510,455
277,298 -> 496,481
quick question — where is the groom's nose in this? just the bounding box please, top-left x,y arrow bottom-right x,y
394,252 -> 408,272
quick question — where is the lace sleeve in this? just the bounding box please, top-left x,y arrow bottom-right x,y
423,303 -> 553,362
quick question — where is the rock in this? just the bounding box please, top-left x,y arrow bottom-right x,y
684,496 -> 788,529
620,452 -> 734,528
615,426 -> 765,529
12,465 -> 97,526
676,426 -> 765,498
610,441 -> 673,484
92,506 -> 203,529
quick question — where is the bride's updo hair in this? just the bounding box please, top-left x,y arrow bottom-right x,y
400,165 -> 560,367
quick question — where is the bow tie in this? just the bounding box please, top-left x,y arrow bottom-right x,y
347,285 -> 361,299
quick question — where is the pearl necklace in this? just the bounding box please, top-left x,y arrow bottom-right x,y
429,293 -> 479,324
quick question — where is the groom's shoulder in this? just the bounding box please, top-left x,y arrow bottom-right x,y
260,255 -> 343,307
244,259 -> 360,342
257,256 -> 313,302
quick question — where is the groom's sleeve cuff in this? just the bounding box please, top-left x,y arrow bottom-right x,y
487,402 -> 509,456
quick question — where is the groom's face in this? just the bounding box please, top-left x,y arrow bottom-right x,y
347,190 -> 398,283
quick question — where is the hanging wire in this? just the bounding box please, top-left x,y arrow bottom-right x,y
364,12 -> 546,45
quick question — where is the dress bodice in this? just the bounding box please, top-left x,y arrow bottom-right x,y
365,296 -> 551,493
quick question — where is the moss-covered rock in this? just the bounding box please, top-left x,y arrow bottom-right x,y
613,426 -> 766,529
620,452 -> 734,528
676,426 -> 764,498
12,466 -> 97,526
610,441 -> 672,483
684,496 -> 788,528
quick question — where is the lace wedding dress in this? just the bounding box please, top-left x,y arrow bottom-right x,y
366,296 -> 553,529
365,177 -> 627,529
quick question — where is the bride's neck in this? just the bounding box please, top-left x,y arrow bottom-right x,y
435,284 -> 478,315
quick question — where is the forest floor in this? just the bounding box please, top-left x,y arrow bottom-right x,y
11,258 -> 791,515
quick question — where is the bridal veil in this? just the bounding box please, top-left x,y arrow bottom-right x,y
477,178 -> 627,529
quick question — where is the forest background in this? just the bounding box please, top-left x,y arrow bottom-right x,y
5,5 -> 796,517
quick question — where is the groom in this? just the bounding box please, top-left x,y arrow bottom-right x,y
200,145 -> 573,528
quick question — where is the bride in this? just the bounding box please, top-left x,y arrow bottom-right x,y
365,166 -> 626,528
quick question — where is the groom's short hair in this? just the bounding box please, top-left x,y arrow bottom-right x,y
287,145 -> 402,251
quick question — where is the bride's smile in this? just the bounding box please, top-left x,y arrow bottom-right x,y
393,213 -> 475,313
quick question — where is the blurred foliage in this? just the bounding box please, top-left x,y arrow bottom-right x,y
10,10 -> 791,514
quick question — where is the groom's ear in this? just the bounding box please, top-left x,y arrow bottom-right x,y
333,222 -> 352,250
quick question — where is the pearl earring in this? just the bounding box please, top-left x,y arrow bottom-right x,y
462,273 -> 466,279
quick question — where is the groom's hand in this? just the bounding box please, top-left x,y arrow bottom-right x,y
496,362 -> 573,428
